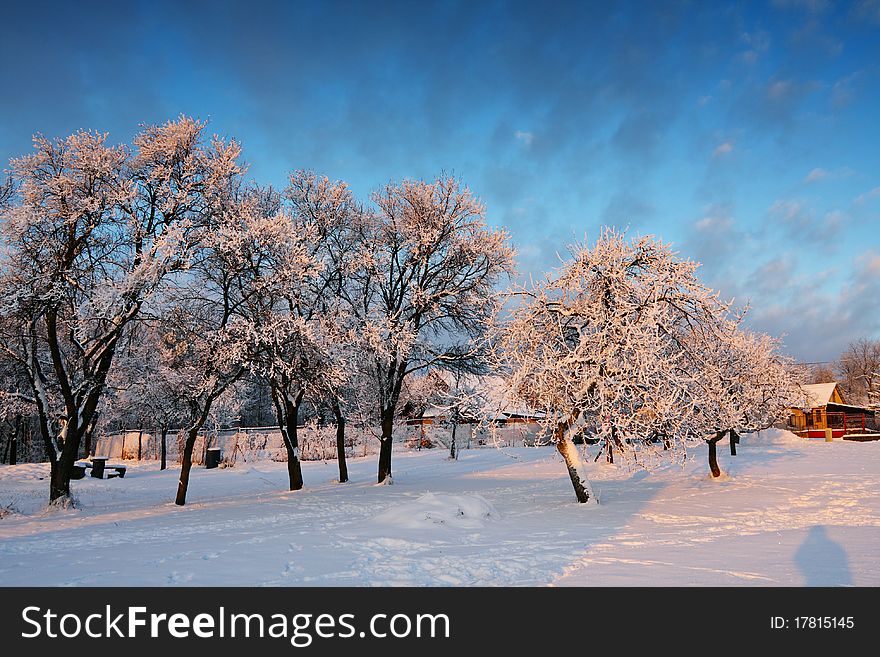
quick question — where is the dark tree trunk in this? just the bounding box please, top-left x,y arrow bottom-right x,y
81,411 -> 99,460
137,429 -> 143,461
175,427 -> 199,506
286,391 -> 305,491
449,422 -> 458,460
50,422 -> 87,502
285,427 -> 304,492
10,415 -> 19,465
729,428 -> 739,456
271,385 -> 305,492
332,400 -> 348,484
377,409 -> 394,483
707,431 -> 724,478
160,426 -> 168,471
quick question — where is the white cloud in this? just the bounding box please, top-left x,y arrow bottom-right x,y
804,167 -> 854,183
858,249 -> 880,274
712,141 -> 734,158
854,186 -> 880,205
767,79 -> 794,102
768,199 -> 847,242
695,216 -> 727,231
514,130 -> 534,146
804,168 -> 828,183
769,199 -> 807,224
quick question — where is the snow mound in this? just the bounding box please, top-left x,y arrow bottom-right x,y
372,492 -> 500,530
749,428 -> 803,444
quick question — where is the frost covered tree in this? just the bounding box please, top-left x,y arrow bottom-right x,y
343,175 -> 514,483
220,172 -> 364,491
0,117 -> 242,503
691,321 -> 798,477
219,188 -> 333,492
836,339 -> 880,408
493,229 -> 734,503
162,188 -> 298,505
281,172 -> 365,485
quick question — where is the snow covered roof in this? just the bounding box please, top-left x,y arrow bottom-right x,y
799,382 -> 839,408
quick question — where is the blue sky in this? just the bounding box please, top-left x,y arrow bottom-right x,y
1,0 -> 878,361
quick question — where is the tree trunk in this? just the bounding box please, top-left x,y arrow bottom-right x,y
160,426 -> 168,471
81,411 -> 98,460
137,429 -> 143,461
272,386 -> 305,492
377,409 -> 394,483
556,438 -> 592,503
332,400 -> 348,484
554,412 -> 592,503
285,436 -> 304,492
449,422 -> 458,460
10,415 -> 19,466
49,416 -> 92,503
49,424 -> 83,502
707,431 -> 724,478
175,427 -> 199,506
50,461 -> 72,501
729,428 -> 738,456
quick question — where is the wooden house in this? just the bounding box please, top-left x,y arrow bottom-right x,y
787,382 -> 877,438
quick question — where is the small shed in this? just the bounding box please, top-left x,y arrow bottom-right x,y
788,382 -> 877,438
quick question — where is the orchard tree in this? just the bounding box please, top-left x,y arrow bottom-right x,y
0,117 -> 242,503
693,322 -> 798,477
282,172 -> 365,486
164,190 -> 298,505
224,175 -> 359,491
837,339 -> 880,408
493,229 -> 733,503
344,175 -> 514,483
221,192 -> 320,492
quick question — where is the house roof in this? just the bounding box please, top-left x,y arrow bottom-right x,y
799,382 -> 839,408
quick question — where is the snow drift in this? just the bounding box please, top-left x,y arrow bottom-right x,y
371,492 -> 500,530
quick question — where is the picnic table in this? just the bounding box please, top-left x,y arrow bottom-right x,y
73,457 -> 127,480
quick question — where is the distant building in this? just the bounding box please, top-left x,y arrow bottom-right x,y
787,382 -> 877,439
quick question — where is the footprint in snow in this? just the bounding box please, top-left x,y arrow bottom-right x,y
282,561 -> 302,577
166,571 -> 193,584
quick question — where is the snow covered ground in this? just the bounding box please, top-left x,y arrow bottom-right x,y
0,429 -> 877,586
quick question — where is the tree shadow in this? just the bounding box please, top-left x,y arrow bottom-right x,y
795,525 -> 852,586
